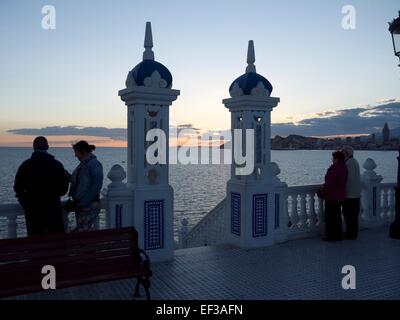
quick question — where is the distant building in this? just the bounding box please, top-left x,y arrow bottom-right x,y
383,123 -> 390,143
346,137 -> 353,144
354,136 -> 361,144
371,133 -> 376,143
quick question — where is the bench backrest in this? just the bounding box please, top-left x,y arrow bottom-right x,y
0,227 -> 147,298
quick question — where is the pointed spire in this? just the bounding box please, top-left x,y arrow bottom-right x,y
143,22 -> 155,60
246,40 -> 256,73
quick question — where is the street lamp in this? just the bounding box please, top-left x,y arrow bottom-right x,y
389,149 -> 400,239
388,12 -> 400,239
388,11 -> 400,67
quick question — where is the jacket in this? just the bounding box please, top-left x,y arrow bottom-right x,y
320,162 -> 348,202
14,151 -> 69,208
345,157 -> 361,199
69,154 -> 103,208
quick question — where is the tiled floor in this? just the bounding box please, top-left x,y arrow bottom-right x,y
12,225 -> 400,300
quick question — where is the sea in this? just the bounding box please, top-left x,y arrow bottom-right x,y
0,147 -> 397,239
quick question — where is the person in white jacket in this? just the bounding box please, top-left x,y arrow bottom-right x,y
341,146 -> 362,240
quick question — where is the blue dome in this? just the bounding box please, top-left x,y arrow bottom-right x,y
229,72 -> 273,96
128,59 -> 173,88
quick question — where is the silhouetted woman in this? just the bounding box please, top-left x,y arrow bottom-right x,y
68,141 -> 103,231
318,151 -> 348,242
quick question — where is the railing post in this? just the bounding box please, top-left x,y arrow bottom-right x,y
298,193 -> 307,229
62,209 -> 70,232
290,194 -> 299,230
179,218 -> 189,249
104,165 -> 133,229
389,188 -> 396,219
360,158 -> 383,228
317,197 -> 325,230
273,183 -> 289,243
7,214 -> 17,239
309,194 -> 317,229
382,189 -> 389,220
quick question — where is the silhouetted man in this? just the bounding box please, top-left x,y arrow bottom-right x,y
14,136 -> 69,236
342,146 -> 361,240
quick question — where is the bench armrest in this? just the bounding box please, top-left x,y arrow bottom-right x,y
139,249 -> 150,263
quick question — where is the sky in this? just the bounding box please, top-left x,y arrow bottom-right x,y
0,0 -> 399,146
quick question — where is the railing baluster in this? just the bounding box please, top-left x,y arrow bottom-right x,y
317,197 -> 324,227
299,193 -> 307,229
389,188 -> 395,219
289,194 -> 299,230
7,214 -> 17,239
309,194 -> 317,229
382,189 -> 388,220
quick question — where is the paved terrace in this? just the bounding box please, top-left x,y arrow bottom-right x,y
11,225 -> 400,300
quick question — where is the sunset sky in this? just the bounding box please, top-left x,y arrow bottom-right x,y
0,0 -> 399,147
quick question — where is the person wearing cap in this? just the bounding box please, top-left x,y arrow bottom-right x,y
341,146 -> 362,240
13,136 -> 69,236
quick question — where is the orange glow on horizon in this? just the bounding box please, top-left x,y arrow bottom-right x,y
0,134 -> 127,148
0,134 -> 226,148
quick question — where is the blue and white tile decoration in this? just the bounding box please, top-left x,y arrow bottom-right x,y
274,194 -> 280,229
144,200 -> 164,250
231,193 -> 241,236
115,204 -> 123,228
253,194 -> 268,237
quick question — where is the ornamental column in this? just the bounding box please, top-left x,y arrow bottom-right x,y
223,41 -> 287,248
119,22 -> 180,262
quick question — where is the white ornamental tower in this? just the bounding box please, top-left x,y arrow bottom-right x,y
119,22 -> 180,262
223,41 -> 287,248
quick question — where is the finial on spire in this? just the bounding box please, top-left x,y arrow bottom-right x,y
143,22 -> 155,60
246,40 -> 256,73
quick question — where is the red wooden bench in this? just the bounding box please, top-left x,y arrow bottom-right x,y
0,227 -> 152,300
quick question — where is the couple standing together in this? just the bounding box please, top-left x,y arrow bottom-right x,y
318,146 -> 361,242
13,136 -> 103,236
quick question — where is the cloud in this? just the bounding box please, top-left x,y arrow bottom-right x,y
8,126 -> 127,141
7,100 -> 400,140
272,101 -> 400,137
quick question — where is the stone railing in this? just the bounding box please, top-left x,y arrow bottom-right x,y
375,183 -> 396,223
179,158 -> 397,249
0,165 -> 132,240
286,184 -> 325,240
179,199 -> 227,249
284,181 -> 396,239
0,200 -> 107,240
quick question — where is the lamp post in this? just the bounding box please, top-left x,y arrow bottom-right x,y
389,149 -> 400,239
388,12 -> 400,239
388,11 -> 400,67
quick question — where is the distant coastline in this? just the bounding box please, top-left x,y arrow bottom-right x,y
220,134 -> 400,151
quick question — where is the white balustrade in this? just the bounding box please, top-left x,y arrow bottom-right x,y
0,199 -> 108,239
285,185 -> 323,239
379,183 -> 396,221
1,160 -> 397,246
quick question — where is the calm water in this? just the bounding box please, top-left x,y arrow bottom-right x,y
0,147 -> 397,238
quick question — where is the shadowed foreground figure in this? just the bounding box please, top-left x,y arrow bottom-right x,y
13,136 -> 69,236
318,151 -> 348,242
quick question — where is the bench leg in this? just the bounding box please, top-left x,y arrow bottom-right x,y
133,277 -> 151,300
134,277 -> 142,297
143,279 -> 151,300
